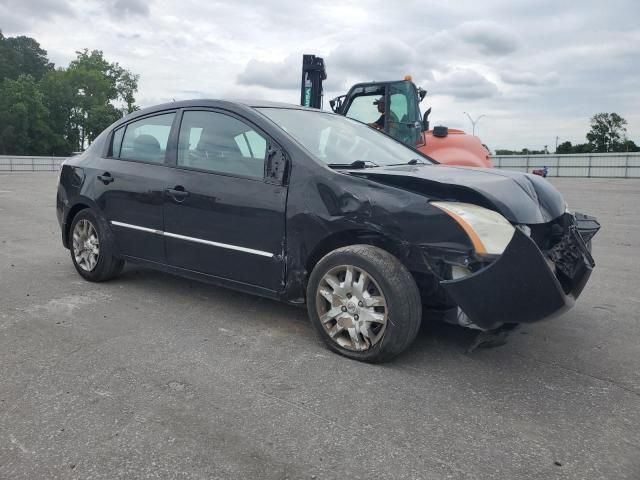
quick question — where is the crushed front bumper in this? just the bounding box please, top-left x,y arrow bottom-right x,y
440,213 -> 599,330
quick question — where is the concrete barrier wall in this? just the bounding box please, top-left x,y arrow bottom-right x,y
493,152 -> 640,178
2,153 -> 640,178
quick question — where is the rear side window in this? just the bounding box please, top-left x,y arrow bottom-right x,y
119,113 -> 175,163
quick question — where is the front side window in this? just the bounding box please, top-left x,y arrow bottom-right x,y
119,113 -> 175,163
177,111 -> 266,179
234,130 -> 267,159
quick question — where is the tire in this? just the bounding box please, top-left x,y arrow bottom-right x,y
306,245 -> 422,363
69,208 -> 124,282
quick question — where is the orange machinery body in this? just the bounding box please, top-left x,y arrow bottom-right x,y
419,129 -> 492,168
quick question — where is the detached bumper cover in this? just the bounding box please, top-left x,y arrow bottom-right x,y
440,214 -> 598,329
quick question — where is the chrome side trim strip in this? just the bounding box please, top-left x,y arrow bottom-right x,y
111,221 -> 163,235
162,231 -> 274,257
110,221 -> 274,258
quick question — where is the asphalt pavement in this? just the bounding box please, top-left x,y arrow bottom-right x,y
1,173 -> 639,479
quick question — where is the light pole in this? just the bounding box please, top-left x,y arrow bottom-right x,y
463,112 -> 486,136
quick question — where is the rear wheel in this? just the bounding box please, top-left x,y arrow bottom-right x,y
69,209 -> 124,282
306,245 -> 422,362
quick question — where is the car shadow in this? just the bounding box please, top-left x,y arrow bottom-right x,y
116,264 -> 310,320
114,264 -> 504,362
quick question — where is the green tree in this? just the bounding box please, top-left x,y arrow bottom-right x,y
0,36 -> 139,155
573,143 -> 594,153
556,141 -> 573,154
0,75 -> 54,155
0,31 -> 53,81
586,113 -> 627,152
40,69 -> 78,155
66,49 -> 139,149
117,70 -> 140,115
619,139 -> 640,152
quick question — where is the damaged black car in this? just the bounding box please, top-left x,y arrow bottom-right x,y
56,100 -> 600,362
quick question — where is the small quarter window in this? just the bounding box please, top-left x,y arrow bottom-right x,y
120,113 -> 175,163
110,127 -> 124,158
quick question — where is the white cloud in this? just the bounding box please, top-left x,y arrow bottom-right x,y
3,0 -> 639,150
433,69 -> 499,100
455,20 -> 520,55
108,0 -> 149,18
501,71 -> 559,87
237,54 -> 301,90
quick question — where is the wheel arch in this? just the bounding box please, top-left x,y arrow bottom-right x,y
304,229 -> 407,279
62,197 -> 100,248
300,228 -> 446,309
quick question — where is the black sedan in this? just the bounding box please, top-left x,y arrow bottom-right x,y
56,100 -> 599,362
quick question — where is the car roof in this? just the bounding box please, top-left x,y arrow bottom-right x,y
114,99 -> 327,130
134,99 -> 320,115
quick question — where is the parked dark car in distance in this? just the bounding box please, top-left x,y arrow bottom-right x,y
56,100 -> 600,362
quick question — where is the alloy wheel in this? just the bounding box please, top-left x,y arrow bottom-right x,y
315,265 -> 388,351
72,219 -> 100,272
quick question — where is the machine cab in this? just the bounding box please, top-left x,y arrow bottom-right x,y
331,79 -> 426,148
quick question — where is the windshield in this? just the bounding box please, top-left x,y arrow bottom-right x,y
257,108 -> 434,167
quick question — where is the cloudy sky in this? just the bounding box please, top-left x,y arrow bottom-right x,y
1,0 -> 639,150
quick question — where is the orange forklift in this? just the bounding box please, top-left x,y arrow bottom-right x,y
300,54 -> 492,167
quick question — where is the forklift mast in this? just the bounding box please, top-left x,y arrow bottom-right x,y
300,54 -> 327,109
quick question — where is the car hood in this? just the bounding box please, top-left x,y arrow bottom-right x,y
346,164 -> 566,224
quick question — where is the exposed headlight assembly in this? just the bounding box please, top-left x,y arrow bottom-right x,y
431,202 -> 515,256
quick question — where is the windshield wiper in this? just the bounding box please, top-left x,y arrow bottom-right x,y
388,158 -> 431,166
328,160 -> 380,169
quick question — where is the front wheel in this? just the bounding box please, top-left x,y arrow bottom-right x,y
306,245 -> 422,363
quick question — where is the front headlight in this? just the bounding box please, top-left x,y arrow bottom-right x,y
431,201 -> 515,256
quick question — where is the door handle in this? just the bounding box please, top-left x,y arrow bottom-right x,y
165,186 -> 190,202
97,172 -> 114,185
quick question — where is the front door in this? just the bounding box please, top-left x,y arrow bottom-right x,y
94,111 -> 176,263
163,109 -> 287,291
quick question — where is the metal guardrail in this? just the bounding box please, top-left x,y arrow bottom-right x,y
493,152 -> 640,178
0,155 -> 67,171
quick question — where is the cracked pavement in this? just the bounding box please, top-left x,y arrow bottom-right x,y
1,173 -> 639,479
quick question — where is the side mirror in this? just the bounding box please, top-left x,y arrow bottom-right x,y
265,146 -> 289,185
422,107 -> 432,131
329,95 -> 345,113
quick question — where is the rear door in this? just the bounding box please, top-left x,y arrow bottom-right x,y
93,111 -> 176,262
163,109 -> 287,291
